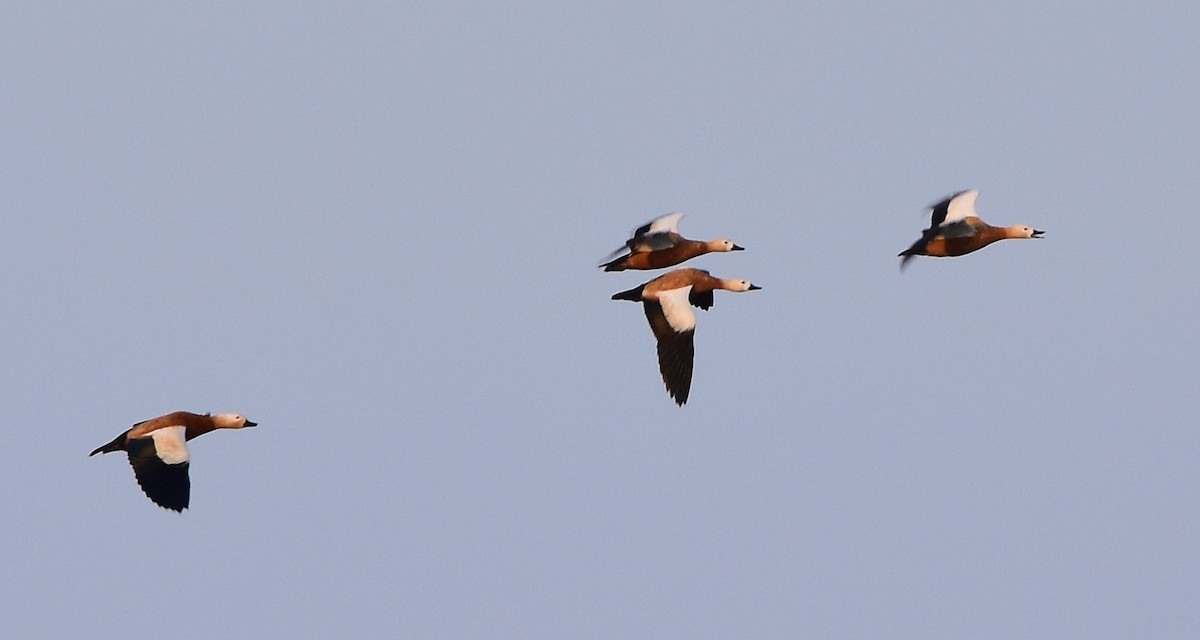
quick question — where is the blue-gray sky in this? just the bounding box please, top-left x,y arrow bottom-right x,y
3,2 -> 1199,637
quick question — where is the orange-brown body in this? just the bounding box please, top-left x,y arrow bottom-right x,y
902,216 -> 1041,264
639,267 -> 722,292
90,411 -> 253,457
917,220 -> 1013,257
604,240 -> 718,272
127,411 -> 223,442
611,267 -> 759,310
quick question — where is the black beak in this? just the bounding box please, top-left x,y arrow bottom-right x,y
731,244 -> 745,251
1032,229 -> 1045,238
244,420 -> 258,427
748,284 -> 762,290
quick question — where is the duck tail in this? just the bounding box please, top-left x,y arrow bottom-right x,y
611,284 -> 645,302
600,256 -> 628,271
898,232 -> 935,270
89,431 -> 128,457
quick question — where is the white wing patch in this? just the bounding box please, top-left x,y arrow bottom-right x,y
943,189 -> 979,225
656,286 -> 697,333
148,426 -> 190,465
643,212 -> 684,236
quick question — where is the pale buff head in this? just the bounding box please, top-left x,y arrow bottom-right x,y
212,413 -> 258,429
707,238 -> 745,252
719,278 -> 762,292
1007,225 -> 1045,239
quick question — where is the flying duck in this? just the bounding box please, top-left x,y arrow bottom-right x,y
90,411 -> 257,512
600,212 -> 744,272
612,268 -> 760,405
899,189 -> 1043,269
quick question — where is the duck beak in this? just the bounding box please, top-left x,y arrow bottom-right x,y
1032,229 -> 1045,238
244,420 -> 258,427
731,244 -> 745,251
748,284 -> 762,290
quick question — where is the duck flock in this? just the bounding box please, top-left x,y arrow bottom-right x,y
603,188 -> 1042,406
92,188 -> 1041,512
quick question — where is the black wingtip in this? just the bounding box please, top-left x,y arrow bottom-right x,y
656,329 -> 695,407
898,232 -> 931,269
134,460 -> 191,512
127,439 -> 191,512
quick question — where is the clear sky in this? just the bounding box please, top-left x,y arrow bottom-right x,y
3,2 -> 1199,638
